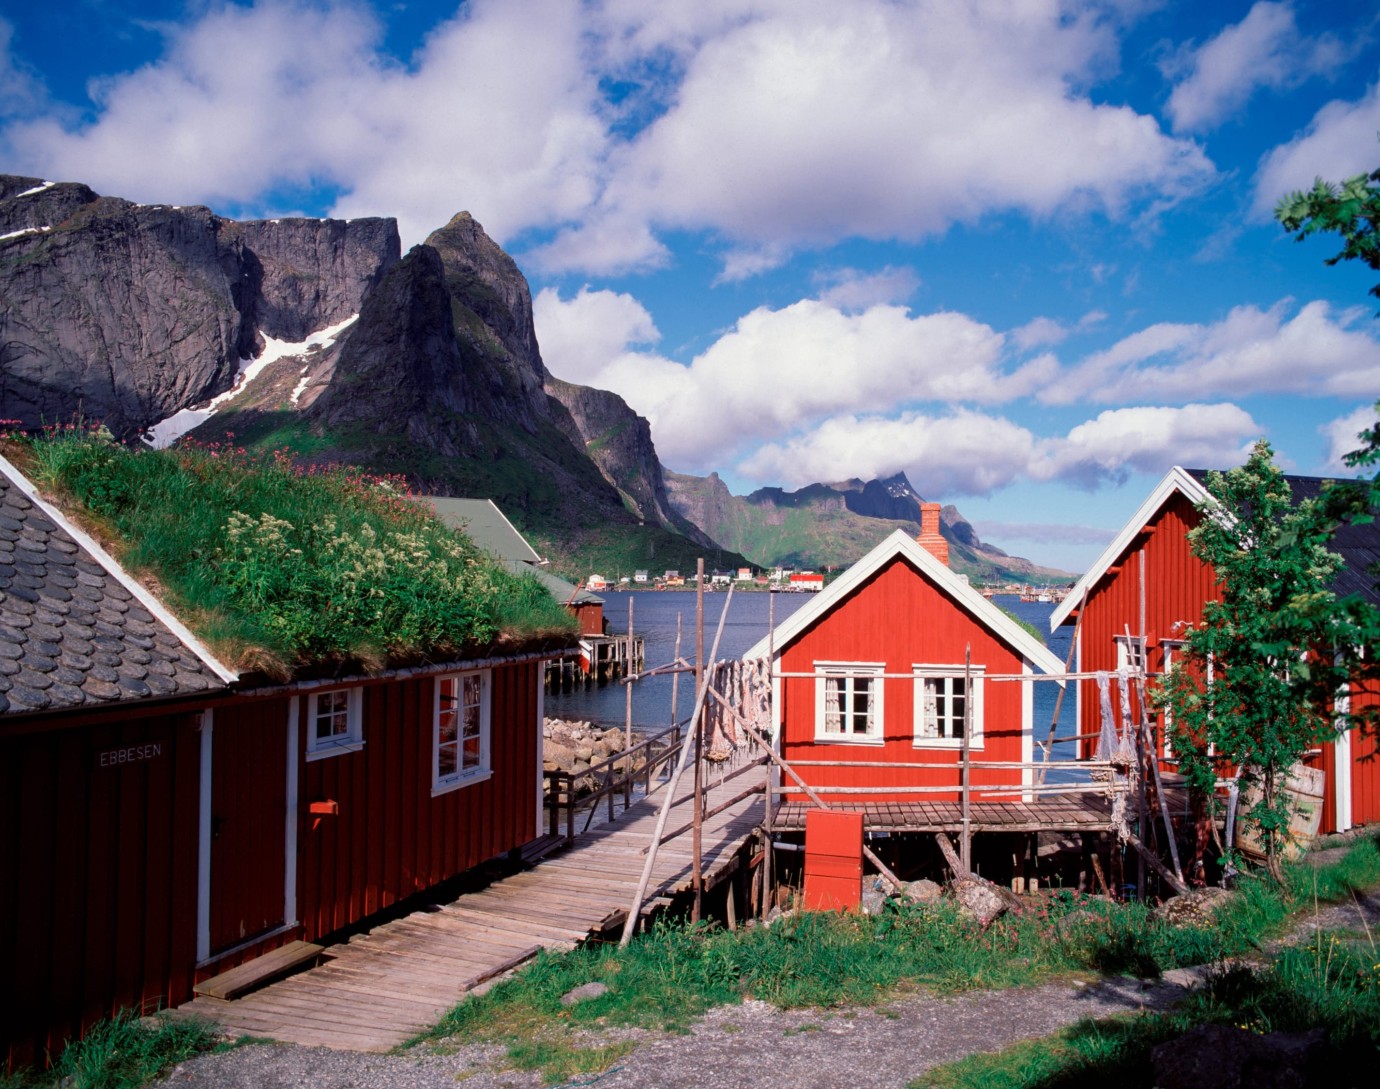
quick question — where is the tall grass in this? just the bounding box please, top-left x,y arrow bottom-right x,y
2,1013 -> 217,1089
17,432 -> 575,674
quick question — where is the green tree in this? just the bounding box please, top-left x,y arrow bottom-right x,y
1156,441 -> 1352,882
1276,167 -> 1380,304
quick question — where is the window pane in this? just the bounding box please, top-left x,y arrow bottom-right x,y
463,674 -> 481,709
463,735 -> 481,767
438,742 -> 457,777
438,710 -> 458,744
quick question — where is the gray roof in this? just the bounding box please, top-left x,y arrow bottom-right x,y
427,496 -> 602,606
427,498 -> 542,564
1185,469 -> 1380,605
0,459 -> 232,716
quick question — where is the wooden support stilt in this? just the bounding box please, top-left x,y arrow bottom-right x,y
1124,830 -> 1189,896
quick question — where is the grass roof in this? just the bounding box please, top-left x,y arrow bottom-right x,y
14,430 -> 576,678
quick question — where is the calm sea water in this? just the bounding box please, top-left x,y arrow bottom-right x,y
547,591 -> 1077,762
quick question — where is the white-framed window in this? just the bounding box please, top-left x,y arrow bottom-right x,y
433,670 -> 492,794
1159,639 -> 1185,758
913,665 -> 984,748
305,687 -> 365,760
1115,634 -> 1147,673
814,662 -> 884,743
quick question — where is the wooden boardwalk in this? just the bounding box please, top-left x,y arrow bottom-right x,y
772,793 -> 1118,833
178,760 -> 766,1051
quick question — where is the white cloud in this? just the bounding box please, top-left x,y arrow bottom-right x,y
2,0 -> 1213,269
1048,300 -> 1380,405
739,410 -> 1038,496
3,0 -> 609,246
1254,79 -> 1380,217
533,286 -> 659,385
814,266 -> 922,311
1033,404 -> 1261,488
735,402 -> 1261,496
1164,2 -> 1340,134
1321,404 -> 1379,469
558,0 -> 1212,273
536,291 -> 1063,470
0,17 -> 46,119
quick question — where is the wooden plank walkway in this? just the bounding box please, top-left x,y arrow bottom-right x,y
178,760 -> 767,1052
772,792 -> 1117,833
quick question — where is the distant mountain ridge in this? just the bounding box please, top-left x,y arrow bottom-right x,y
665,470 -> 1072,584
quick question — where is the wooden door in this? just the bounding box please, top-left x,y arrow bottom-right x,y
209,707 -> 287,954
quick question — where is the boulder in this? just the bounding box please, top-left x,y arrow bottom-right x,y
559,981 -> 610,1007
950,875 -> 1022,927
1152,886 -> 1235,926
1150,1023 -> 1326,1089
903,879 -> 943,903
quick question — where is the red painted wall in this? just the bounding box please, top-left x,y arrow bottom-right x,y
1,710 -> 202,1068
778,556 -> 1032,803
1066,488 -> 1377,835
1072,491 -> 1217,764
295,661 -> 540,940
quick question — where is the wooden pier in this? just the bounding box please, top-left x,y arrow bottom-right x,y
177,758 -> 765,1051
544,632 -> 645,690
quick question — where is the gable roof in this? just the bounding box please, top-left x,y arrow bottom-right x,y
0,455 -> 235,716
1051,465 -> 1380,632
427,497 -> 543,565
427,495 -> 602,607
1050,466 -> 1209,631
743,527 -> 1065,675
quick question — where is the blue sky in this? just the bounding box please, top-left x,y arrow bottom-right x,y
3,1 -> 1380,571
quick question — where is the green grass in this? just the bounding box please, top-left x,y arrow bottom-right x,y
912,934 -> 1380,1089
415,836 -> 1380,1085
2,1012 -> 219,1089
16,430 -> 575,675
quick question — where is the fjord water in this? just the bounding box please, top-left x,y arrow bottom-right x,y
547,592 -> 1075,761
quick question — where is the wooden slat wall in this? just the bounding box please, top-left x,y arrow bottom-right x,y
779,556 -> 1029,802
296,661 -> 540,943
1349,677 -> 1380,827
1,712 -> 201,1068
1075,492 -> 1217,760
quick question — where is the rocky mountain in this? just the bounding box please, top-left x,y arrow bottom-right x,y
664,470 -> 1071,584
0,175 -> 736,578
0,174 -> 397,437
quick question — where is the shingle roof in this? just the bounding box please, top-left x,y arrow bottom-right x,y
0,459 -> 233,716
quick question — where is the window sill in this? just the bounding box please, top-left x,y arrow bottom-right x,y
812,734 -> 885,746
431,768 -> 493,797
913,738 -> 984,750
306,738 -> 366,762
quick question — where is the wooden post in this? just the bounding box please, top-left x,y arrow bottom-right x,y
619,584 -> 734,947
625,597 -> 635,813
1135,676 -> 1184,888
692,558 -> 705,923
960,644 -> 972,873
708,689 -> 908,894
671,613 -> 683,728
1038,586 -> 1087,785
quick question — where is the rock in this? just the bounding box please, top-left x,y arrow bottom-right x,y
1152,886 -> 1235,926
903,879 -> 943,903
0,176 -> 397,437
950,875 -> 1022,927
1150,1023 -> 1326,1089
559,981 -> 609,1007
543,741 -> 574,770
861,885 -> 888,915
574,745 -> 594,764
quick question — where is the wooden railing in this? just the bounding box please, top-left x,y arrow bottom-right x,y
543,724 -> 684,844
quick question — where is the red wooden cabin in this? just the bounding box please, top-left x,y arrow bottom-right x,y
1050,466 -> 1380,835
743,522 -> 1064,806
1,459 -> 568,1067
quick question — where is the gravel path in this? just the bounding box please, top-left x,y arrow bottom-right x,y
159,970 -> 1207,1089
159,860 -> 1380,1089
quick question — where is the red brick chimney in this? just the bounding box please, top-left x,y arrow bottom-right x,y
916,503 -> 949,566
